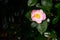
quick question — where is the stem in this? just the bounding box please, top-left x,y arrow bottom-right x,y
47,37 -> 50,40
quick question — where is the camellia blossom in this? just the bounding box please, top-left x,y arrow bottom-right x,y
31,9 -> 46,23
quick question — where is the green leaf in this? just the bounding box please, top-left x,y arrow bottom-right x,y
55,3 -> 60,18
50,30 -> 57,38
25,11 -> 31,20
37,20 -> 48,35
28,0 -> 37,6
55,3 -> 60,9
36,3 -> 41,8
41,0 -> 52,7
41,0 -> 46,6
52,17 -> 59,25
52,38 -> 57,40
31,22 -> 37,28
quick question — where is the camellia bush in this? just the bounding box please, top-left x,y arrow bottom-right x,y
1,0 -> 60,40
25,0 -> 60,40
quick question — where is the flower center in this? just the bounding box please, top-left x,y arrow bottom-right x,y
34,13 -> 41,19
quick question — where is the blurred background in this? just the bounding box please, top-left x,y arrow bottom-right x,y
0,0 -> 60,40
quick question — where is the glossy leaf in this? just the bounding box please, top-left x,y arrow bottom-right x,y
52,38 -> 57,40
37,20 -> 48,35
52,17 -> 59,25
25,11 -> 31,20
56,3 -> 60,18
41,0 -> 52,7
36,3 -> 41,8
51,30 -> 57,40
55,3 -> 60,9
28,0 -> 37,6
31,22 -> 37,28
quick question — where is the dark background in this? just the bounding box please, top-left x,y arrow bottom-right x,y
0,0 -> 60,40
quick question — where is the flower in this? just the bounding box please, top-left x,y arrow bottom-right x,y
31,9 -> 46,23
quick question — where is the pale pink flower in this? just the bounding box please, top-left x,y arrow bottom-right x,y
31,9 -> 46,23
